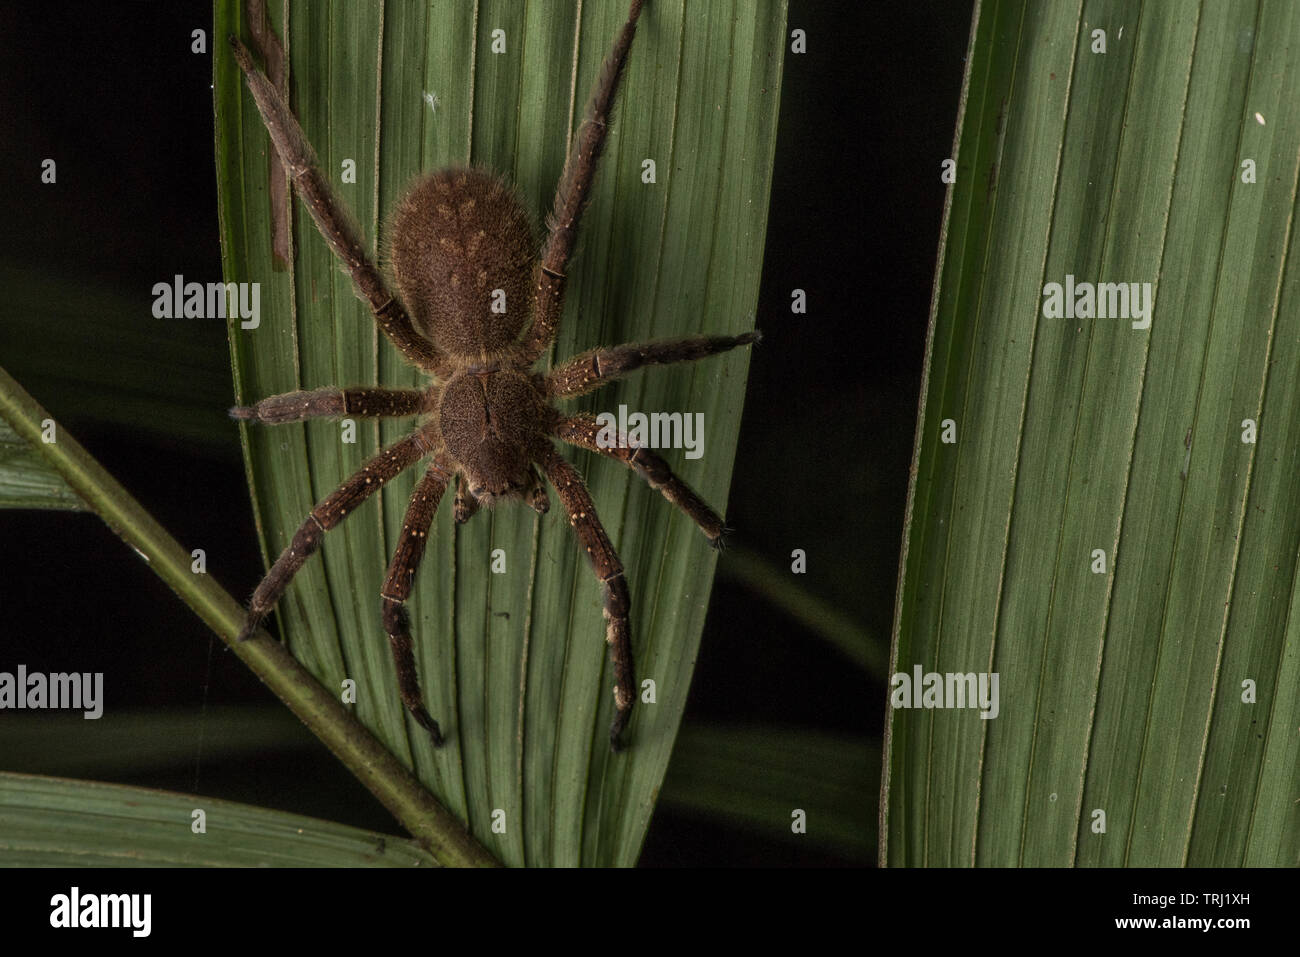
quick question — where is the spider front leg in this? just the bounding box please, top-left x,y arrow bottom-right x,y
521,0 -> 646,363
238,430 -> 431,642
381,457 -> 453,746
545,332 -> 760,398
535,443 -> 634,752
552,413 -> 726,546
230,387 -> 431,425
228,37 -> 448,376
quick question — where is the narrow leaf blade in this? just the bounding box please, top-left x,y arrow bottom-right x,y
215,0 -> 786,866
884,0 -> 1300,867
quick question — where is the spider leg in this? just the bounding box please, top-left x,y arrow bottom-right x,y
521,0 -> 647,363
229,37 -> 448,376
523,465 -> 551,514
238,430 -> 432,642
230,387 -> 432,425
453,474 -> 480,525
534,442 -> 634,752
545,331 -> 760,398
380,456 -> 454,746
552,413 -> 725,547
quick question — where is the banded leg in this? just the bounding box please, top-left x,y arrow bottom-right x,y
535,442 -> 634,751
553,413 -> 725,546
521,0 -> 646,363
381,457 -> 453,746
545,331 -> 760,398
229,38 -> 447,375
238,430 -> 431,641
230,387 -> 431,425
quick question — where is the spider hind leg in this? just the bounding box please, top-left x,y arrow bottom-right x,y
228,35 -> 448,375
521,0 -> 648,362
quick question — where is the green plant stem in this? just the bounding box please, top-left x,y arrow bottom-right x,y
0,364 -> 497,867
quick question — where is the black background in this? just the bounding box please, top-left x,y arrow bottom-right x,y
0,0 -> 970,867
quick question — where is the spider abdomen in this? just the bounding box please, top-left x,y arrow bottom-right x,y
388,167 -> 536,358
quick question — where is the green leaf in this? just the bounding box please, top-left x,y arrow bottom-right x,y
0,261 -> 234,452
883,0 -> 1300,866
0,416 -> 82,511
0,772 -> 435,866
716,544 -> 885,677
215,1 -> 786,865
0,363 -> 494,866
662,724 -> 877,862
0,706 -> 308,778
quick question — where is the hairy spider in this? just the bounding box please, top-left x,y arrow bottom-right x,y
228,0 -> 756,752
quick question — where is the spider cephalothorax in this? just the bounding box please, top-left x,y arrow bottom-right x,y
229,0 -> 757,751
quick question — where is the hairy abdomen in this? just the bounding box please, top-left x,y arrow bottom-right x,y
388,168 -> 535,358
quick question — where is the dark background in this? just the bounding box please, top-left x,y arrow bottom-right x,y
0,1 -> 970,866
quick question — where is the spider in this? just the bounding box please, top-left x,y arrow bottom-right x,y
227,0 -> 757,752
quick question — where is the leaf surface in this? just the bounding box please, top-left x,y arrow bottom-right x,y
883,0 -> 1300,867
215,0 -> 786,865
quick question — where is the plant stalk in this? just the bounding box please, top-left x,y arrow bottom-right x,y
0,363 -> 498,867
